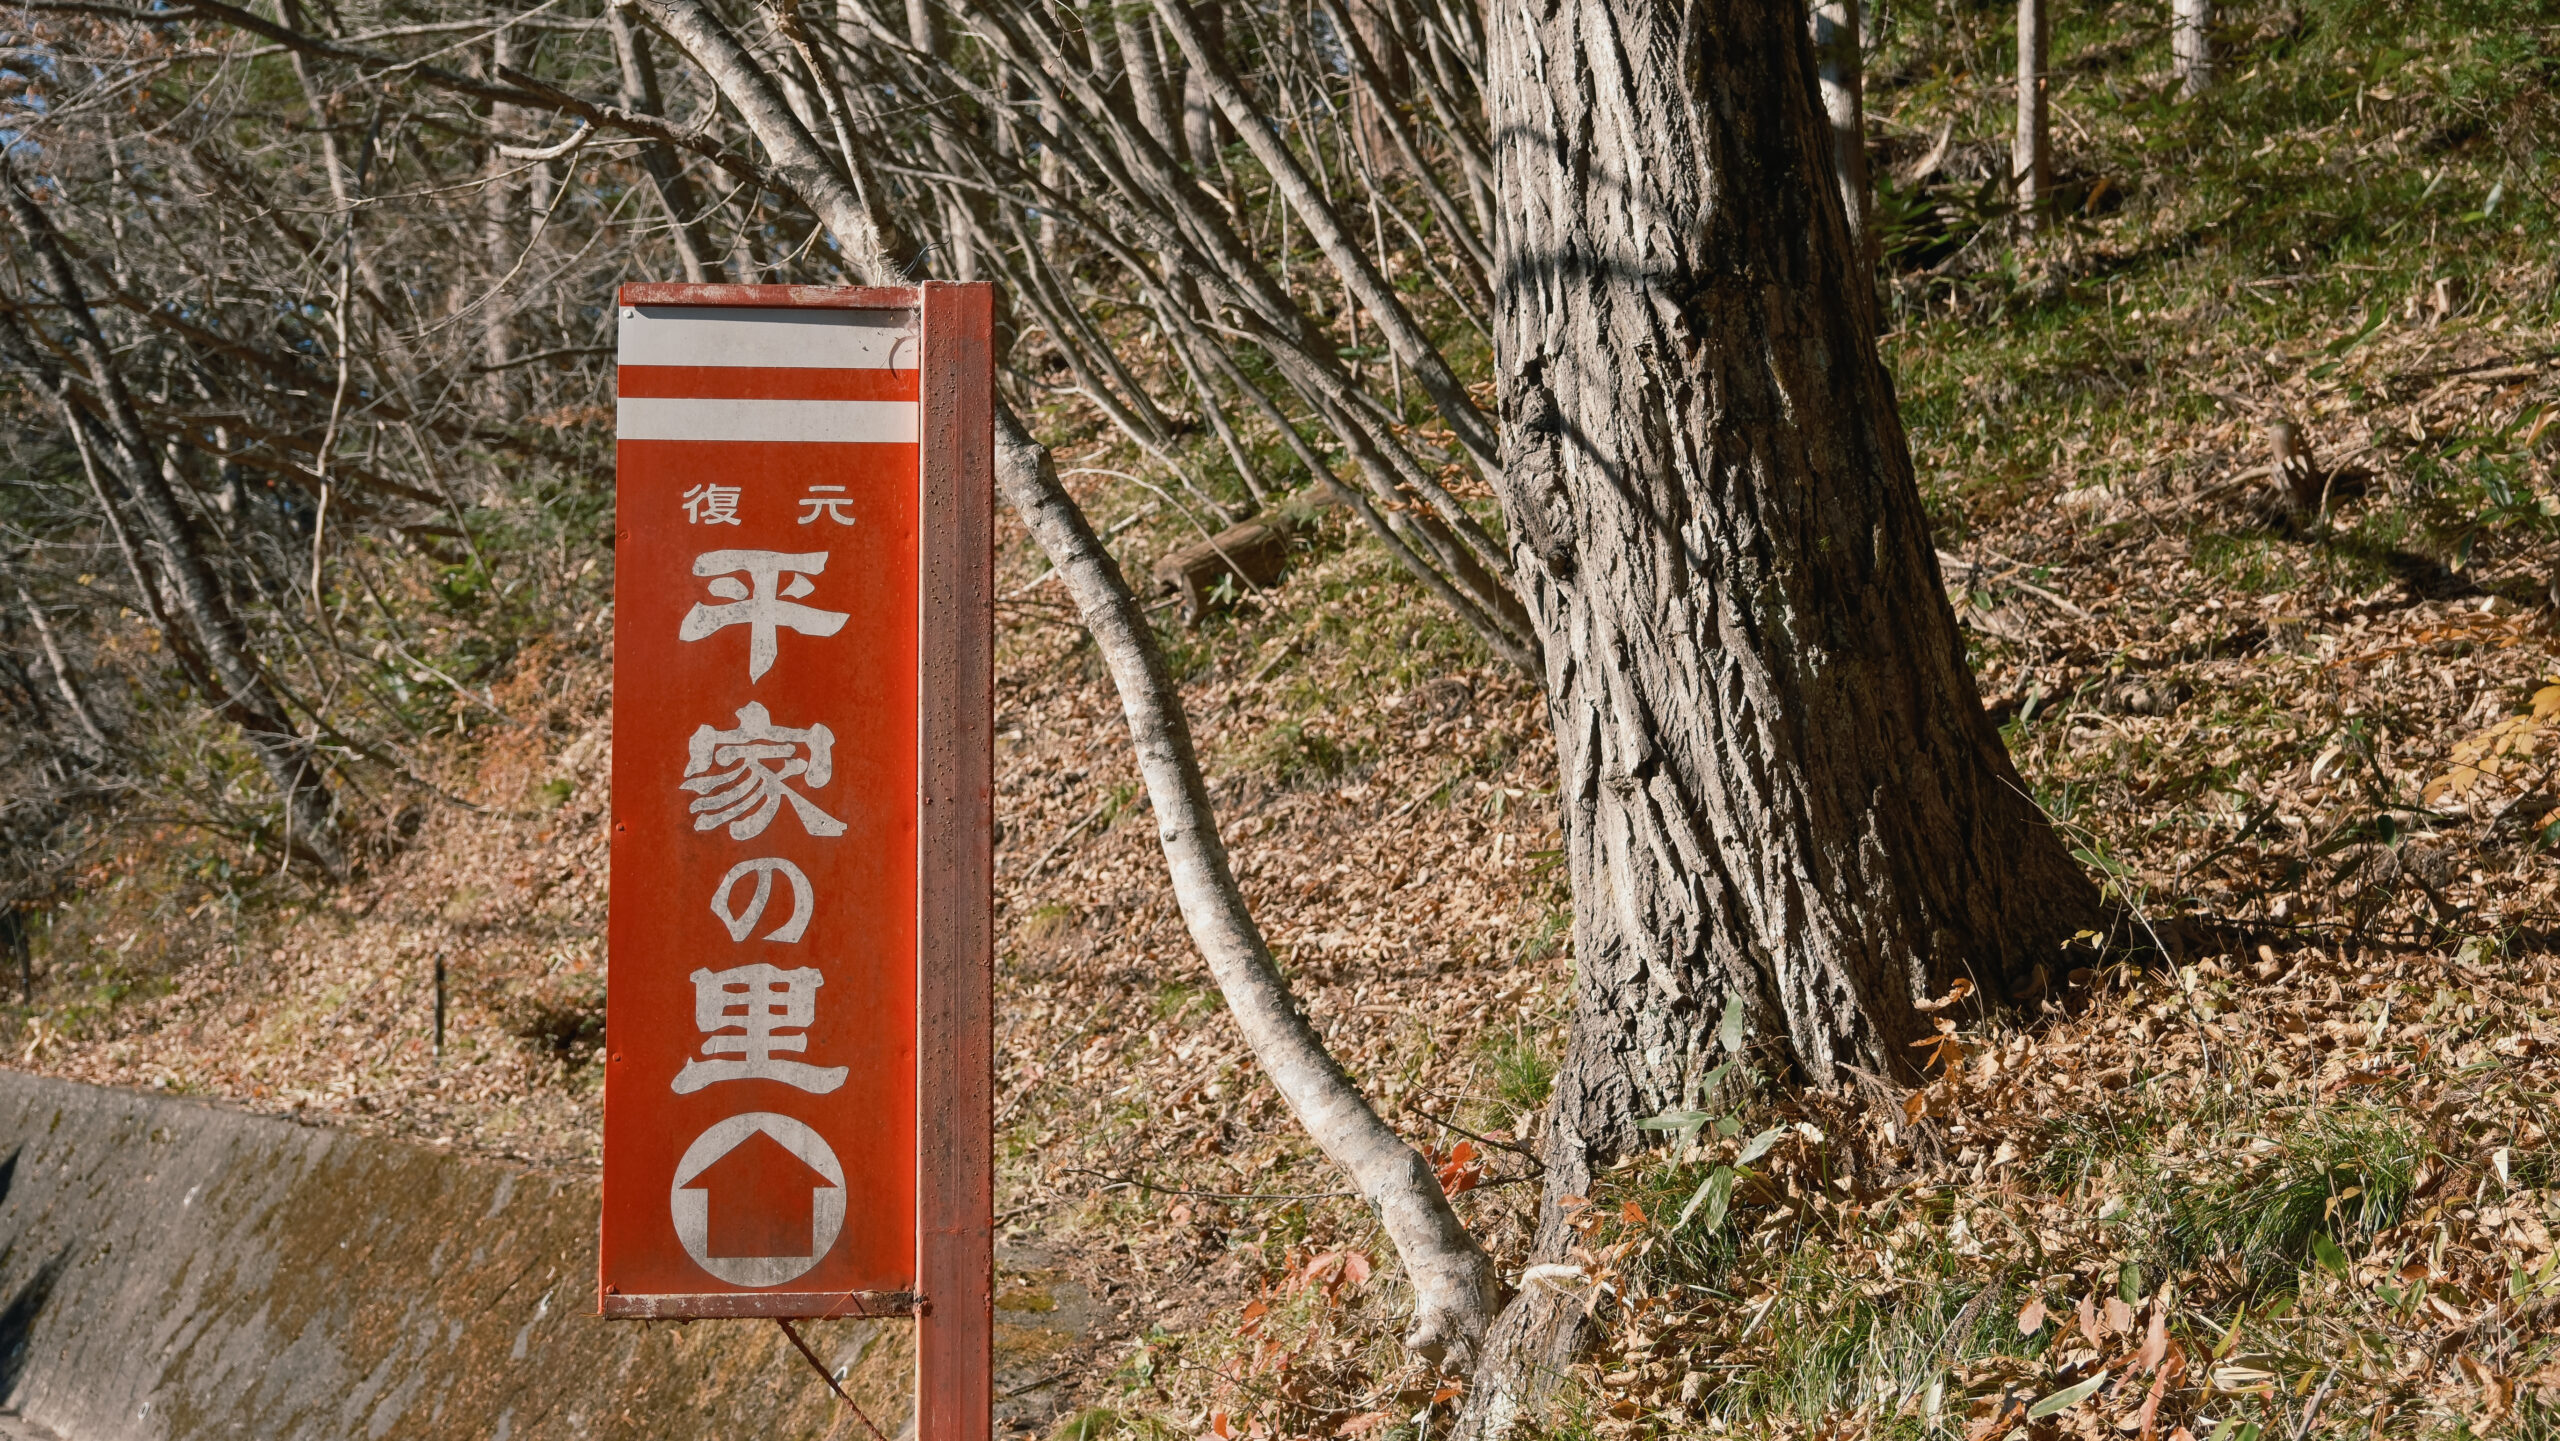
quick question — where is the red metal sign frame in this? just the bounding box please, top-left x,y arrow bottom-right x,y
601,282 -> 990,1441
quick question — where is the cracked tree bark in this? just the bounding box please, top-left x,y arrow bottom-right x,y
1455,0 -> 2098,1429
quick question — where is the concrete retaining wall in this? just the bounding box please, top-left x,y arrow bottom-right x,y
0,1068 -> 915,1440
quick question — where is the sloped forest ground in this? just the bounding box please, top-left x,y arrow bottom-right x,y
15,1 -> 2560,1438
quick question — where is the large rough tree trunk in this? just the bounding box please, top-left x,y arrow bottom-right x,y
1457,0 -> 2097,1429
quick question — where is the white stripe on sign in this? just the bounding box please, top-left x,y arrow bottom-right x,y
616,397 -> 919,444
618,306 -> 915,369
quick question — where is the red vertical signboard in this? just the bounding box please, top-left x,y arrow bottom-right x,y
604,283 -> 991,1441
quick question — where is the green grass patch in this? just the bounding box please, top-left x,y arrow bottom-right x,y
1479,1022 -> 1557,1117
2151,1107 -> 2431,1293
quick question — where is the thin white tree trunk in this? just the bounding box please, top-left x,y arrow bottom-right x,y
993,408 -> 1498,1365
483,14 -> 519,371
16,585 -> 111,756
1179,1 -> 1220,165
1117,11 -> 1180,156
2173,0 -> 2213,97
1811,0 -> 1875,270
2014,0 -> 2050,228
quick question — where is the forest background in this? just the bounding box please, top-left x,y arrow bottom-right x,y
4,0 -> 2560,1436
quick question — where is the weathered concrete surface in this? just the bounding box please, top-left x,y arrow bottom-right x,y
0,1067 -> 913,1440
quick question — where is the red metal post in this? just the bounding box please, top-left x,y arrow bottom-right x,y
915,281 -> 994,1441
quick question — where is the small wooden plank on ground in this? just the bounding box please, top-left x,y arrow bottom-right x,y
1152,516 -> 1299,623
